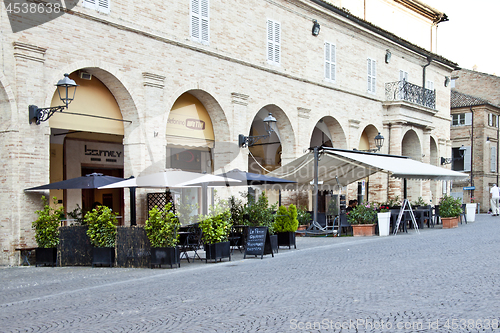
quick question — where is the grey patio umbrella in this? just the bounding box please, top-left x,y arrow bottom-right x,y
24,173 -> 125,191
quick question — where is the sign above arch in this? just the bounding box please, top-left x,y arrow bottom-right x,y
167,93 -> 215,148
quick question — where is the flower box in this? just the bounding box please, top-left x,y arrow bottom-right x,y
277,231 -> 296,249
352,224 -> 376,236
36,248 -> 57,267
92,247 -> 115,267
442,217 -> 459,229
205,241 -> 231,263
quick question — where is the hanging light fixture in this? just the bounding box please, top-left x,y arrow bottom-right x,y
239,113 -> 278,148
312,20 -> 320,36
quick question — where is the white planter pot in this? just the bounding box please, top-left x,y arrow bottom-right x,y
466,203 -> 477,222
377,212 -> 391,236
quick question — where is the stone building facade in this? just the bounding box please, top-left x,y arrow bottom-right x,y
0,0 -> 457,265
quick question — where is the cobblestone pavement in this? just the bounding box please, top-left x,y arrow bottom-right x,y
2,215 -> 500,332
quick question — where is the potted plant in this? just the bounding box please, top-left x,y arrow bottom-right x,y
243,192 -> 278,253
273,204 -> 299,249
84,205 -> 118,267
347,202 -> 377,236
296,206 -> 311,233
439,195 -> 462,229
32,196 -> 64,267
199,207 -> 232,263
144,203 -> 181,268
376,203 -> 391,237
412,196 -> 426,208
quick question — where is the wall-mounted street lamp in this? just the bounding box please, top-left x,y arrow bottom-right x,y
355,132 -> 385,152
239,113 -> 277,148
441,145 -> 466,165
312,20 -> 320,36
29,73 -> 78,125
385,49 -> 391,64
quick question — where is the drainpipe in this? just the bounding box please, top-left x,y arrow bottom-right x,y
470,106 -> 474,201
422,57 -> 432,105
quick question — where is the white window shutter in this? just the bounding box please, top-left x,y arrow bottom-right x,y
489,114 -> 493,126
464,146 -> 472,171
200,0 -> 209,43
367,59 -> 372,91
97,0 -> 110,13
267,20 -> 274,62
492,146 -> 497,172
325,42 -> 331,80
497,115 -> 499,127
465,112 -> 472,126
191,0 -> 201,41
82,0 -> 96,10
274,21 -> 280,64
331,44 -> 336,81
371,60 -> 376,92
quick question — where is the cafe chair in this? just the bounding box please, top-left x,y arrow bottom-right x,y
179,227 -> 203,263
337,213 -> 351,236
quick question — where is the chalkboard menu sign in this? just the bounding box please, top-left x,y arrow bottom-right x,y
244,226 -> 274,259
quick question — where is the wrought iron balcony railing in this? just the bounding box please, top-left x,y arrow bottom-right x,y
385,80 -> 436,109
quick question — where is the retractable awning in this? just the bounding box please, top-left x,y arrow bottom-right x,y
269,147 -> 468,189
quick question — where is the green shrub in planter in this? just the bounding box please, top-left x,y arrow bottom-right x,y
243,192 -> 277,233
32,196 -> 64,248
297,206 -> 311,226
84,206 -> 118,248
199,210 -> 231,245
273,204 -> 299,232
144,203 -> 180,248
439,195 -> 463,218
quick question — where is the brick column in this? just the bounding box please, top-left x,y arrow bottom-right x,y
10,42 -> 48,264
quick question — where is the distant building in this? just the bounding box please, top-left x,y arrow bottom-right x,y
450,69 -> 500,212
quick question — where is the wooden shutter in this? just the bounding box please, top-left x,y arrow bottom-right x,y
465,112 -> 472,126
368,58 -> 376,93
492,146 -> 497,172
489,114 -> 493,126
463,146 -> 471,171
325,42 -> 335,81
97,0 -> 110,13
200,0 -> 209,43
191,0 -> 201,40
267,20 -> 274,62
274,21 -> 280,64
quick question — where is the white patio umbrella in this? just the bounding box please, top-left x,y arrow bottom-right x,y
98,170 -> 239,189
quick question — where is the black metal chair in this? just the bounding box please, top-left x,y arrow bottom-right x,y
434,205 -> 441,225
179,227 -> 203,262
337,213 -> 351,236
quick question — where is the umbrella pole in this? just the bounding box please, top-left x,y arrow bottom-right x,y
202,183 -> 208,216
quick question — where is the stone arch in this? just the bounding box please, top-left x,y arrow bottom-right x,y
430,135 -> 439,166
359,124 -> 383,151
309,116 -> 347,149
0,73 -> 18,131
246,103 -> 296,168
402,129 -> 423,200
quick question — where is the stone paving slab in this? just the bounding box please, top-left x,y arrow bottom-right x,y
1,214 -> 500,332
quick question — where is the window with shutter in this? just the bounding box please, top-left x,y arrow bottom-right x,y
463,146 -> 471,172
491,146 -> 497,172
267,19 -> 281,65
324,42 -> 336,82
367,58 -> 376,93
464,112 -> 472,126
191,0 -> 209,44
489,114 -> 493,127
426,80 -> 434,90
82,0 -> 110,13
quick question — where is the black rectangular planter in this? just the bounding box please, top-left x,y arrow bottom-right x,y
150,247 -> 180,269
92,247 -> 115,267
277,231 -> 296,249
269,234 -> 278,253
205,241 -> 231,263
36,248 -> 57,267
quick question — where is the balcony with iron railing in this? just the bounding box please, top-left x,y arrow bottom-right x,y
385,80 -> 436,109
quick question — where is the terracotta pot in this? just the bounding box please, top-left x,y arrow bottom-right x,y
352,224 -> 376,236
441,216 -> 459,229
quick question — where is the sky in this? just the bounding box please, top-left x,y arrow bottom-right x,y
428,0 -> 500,75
